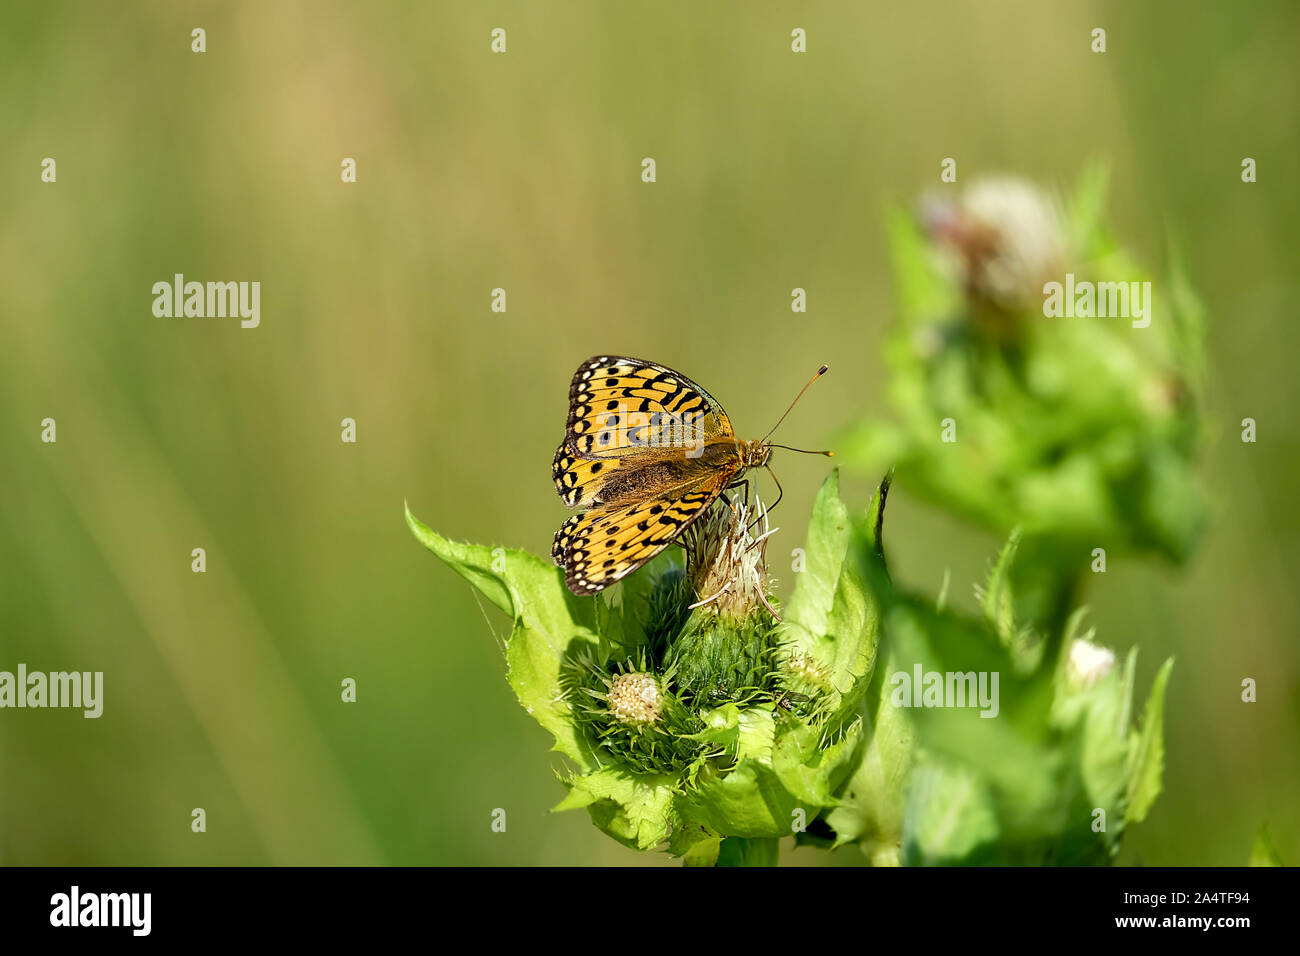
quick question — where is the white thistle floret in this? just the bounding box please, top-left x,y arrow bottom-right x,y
681,496 -> 778,621
1067,638 -> 1116,688
607,672 -> 662,725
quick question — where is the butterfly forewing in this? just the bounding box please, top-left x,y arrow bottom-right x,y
562,356 -> 734,457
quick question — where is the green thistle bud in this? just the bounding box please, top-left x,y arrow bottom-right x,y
778,649 -> 832,698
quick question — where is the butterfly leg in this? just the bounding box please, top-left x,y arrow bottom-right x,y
722,476 -> 752,524
725,476 -> 769,535
725,476 -> 753,510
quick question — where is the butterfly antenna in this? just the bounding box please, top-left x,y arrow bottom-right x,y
769,443 -> 834,457
761,364 -> 830,444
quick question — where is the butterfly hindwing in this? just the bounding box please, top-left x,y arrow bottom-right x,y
564,356 -> 734,456
552,476 -> 730,593
552,443 -> 625,507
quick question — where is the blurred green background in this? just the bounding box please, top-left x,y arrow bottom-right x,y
1,1 -> 1296,866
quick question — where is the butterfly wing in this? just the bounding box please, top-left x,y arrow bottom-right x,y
553,356 -> 735,508
562,355 -> 735,457
552,445 -> 626,509
552,473 -> 731,594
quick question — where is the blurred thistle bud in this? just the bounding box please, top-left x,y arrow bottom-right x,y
921,176 -> 1067,317
1066,638 -> 1116,689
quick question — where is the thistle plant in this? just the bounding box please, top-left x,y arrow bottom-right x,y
805,166 -> 1198,864
839,167 -> 1209,628
407,478 -> 883,865
408,468 -> 1172,865
833,525 -> 1173,865
407,168 -> 1199,865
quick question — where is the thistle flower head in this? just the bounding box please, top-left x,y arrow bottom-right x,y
680,496 -> 777,622
921,175 -> 1067,312
607,671 -> 662,725
568,651 -> 712,774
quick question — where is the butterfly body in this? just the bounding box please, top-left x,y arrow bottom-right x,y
550,356 -> 771,594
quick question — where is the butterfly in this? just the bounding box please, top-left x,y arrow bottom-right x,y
551,356 -> 829,595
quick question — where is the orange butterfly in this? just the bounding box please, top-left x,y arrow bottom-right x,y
551,356 -> 829,594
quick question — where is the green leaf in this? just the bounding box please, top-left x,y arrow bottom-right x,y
687,702 -> 770,762
554,769 -> 677,851
406,503 -> 602,769
770,718 -> 864,809
1125,657 -> 1174,824
783,469 -> 853,637
980,528 -> 1020,642
864,469 -> 893,555
681,708 -> 864,842
1060,647 -> 1130,858
716,837 -> 780,867
824,652 -> 913,865
670,822 -> 723,866
901,761 -> 1000,865
505,617 -> 599,769
405,502 -> 512,615
887,206 -> 960,328
782,470 -> 880,722
676,757 -> 804,840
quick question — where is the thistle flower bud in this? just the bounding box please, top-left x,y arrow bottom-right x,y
779,649 -> 832,698
921,176 -> 1066,314
1067,638 -> 1116,688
